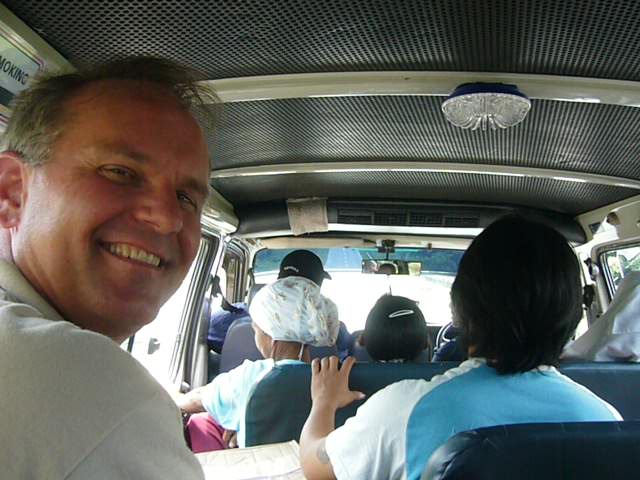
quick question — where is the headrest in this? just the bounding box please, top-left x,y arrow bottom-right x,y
423,421 -> 640,480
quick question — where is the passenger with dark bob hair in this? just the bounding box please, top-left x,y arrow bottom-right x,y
360,295 -> 429,362
450,215 -> 583,373
300,215 -> 622,480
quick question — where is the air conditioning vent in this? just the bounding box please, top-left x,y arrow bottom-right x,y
337,209 -> 373,225
444,216 -> 479,227
408,212 -> 443,226
374,212 -> 406,226
335,204 -> 481,229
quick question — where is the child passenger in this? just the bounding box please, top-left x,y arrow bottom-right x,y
360,295 -> 429,362
177,275 -> 339,451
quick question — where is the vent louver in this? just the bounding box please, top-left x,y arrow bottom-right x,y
336,206 -> 480,228
374,212 -> 407,226
444,216 -> 480,227
337,210 -> 373,225
409,212 -> 444,226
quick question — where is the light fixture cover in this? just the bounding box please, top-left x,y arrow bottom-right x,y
442,83 -> 531,130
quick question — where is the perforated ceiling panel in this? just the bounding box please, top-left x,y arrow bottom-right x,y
210,96 -> 640,180
8,1 -> 640,215
212,171 -> 637,215
6,0 -> 640,81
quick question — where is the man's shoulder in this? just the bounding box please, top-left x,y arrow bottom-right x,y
0,300 -> 167,407
0,300 -> 194,478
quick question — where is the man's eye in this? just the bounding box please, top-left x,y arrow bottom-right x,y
99,165 -> 137,181
178,192 -> 198,211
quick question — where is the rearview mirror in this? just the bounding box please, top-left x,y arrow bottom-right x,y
361,259 -> 422,276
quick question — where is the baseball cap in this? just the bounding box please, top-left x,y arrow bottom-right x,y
277,250 -> 332,286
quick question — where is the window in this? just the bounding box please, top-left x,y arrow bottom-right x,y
601,244 -> 640,295
123,240 -> 213,392
253,247 -> 463,331
209,247 -> 244,311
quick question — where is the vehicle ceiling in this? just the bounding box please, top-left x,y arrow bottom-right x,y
6,1 -> 640,236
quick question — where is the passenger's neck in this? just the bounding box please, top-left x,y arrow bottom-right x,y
271,340 -> 310,362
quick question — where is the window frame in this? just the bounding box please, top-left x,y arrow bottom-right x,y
598,240 -> 640,300
175,234 -> 222,389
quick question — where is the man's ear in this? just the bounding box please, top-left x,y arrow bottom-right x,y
0,152 -> 26,229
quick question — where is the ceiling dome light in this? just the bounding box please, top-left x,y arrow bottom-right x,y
442,83 -> 531,131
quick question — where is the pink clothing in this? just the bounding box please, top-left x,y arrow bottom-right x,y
186,413 -> 226,453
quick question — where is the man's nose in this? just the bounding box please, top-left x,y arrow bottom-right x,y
133,187 -> 183,234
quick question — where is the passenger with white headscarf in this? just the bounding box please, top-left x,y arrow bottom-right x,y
563,271 -> 640,362
177,275 -> 340,450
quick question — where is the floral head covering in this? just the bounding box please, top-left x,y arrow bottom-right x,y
249,276 -> 339,347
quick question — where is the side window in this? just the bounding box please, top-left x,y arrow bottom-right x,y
225,255 -> 240,301
208,249 -> 242,311
124,240 -> 212,391
198,244 -> 247,383
601,244 -> 640,295
209,267 -> 227,312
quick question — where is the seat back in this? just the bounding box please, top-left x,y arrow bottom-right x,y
560,362 -> 640,421
219,319 -> 262,373
247,283 -> 266,305
244,362 -> 459,446
309,345 -> 338,358
244,362 -> 640,446
423,421 -> 640,480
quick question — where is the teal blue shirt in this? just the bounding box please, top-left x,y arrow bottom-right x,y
325,359 -> 621,480
405,362 -> 622,479
201,358 -> 303,447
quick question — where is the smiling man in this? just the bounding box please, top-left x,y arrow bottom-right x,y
0,57 -> 213,478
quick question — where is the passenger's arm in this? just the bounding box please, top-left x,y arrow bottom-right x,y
175,386 -> 206,414
300,356 -> 365,480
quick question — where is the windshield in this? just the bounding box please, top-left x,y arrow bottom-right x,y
253,247 -> 463,332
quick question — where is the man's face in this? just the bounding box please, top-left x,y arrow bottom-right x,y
12,80 -> 210,341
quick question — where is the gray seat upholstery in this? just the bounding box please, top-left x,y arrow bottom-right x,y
219,318 -> 261,373
244,361 -> 640,446
247,283 -> 266,305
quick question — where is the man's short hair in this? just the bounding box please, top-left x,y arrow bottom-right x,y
450,215 -> 583,374
363,294 -> 429,362
1,56 -> 218,166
